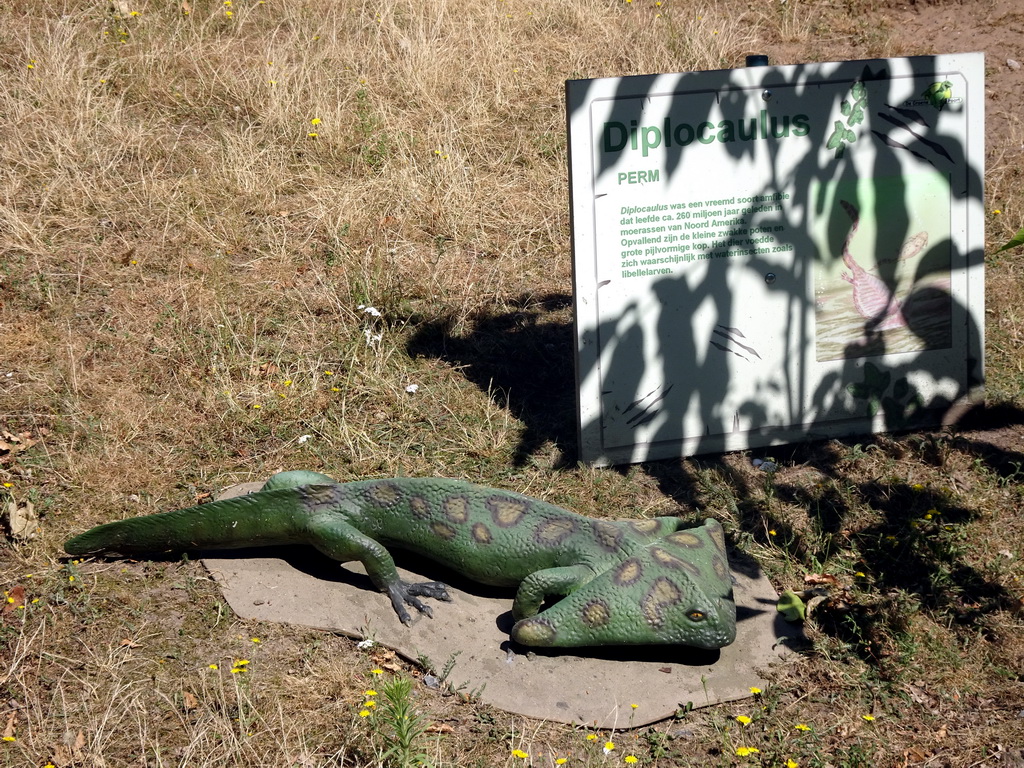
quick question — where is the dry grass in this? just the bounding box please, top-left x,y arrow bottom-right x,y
2,0 -> 1023,766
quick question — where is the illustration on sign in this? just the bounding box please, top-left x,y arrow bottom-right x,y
567,54 -> 984,466
813,173 -> 953,361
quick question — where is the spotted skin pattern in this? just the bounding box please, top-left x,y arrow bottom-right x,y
64,470 -> 736,649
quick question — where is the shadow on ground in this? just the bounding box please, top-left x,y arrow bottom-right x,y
406,293 -> 578,466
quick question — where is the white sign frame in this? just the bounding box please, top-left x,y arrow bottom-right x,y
568,54 -> 985,466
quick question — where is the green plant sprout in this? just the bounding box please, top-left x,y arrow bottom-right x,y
376,675 -> 432,768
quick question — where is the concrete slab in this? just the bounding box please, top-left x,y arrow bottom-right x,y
203,482 -> 802,728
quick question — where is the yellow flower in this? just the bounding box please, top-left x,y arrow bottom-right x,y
359,709 -> 371,717
511,749 -> 529,759
252,404 -> 261,409
2,736 -> 15,742
604,741 -> 615,753
555,759 -> 567,765
307,132 -> 318,138
234,659 -> 250,666
911,483 -> 925,491
224,10 -> 233,16
862,714 -> 876,722
371,668 -> 383,675
794,723 -> 811,731
586,734 -> 598,741
735,746 -> 760,757
625,757 -> 639,764
310,118 -> 321,126
251,637 -> 261,643
362,700 -> 376,708
769,529 -> 777,536
630,703 -> 639,709
855,571 -> 866,578
736,715 -> 752,725
364,689 -> 377,696
786,760 -> 799,768
749,686 -> 762,695
208,664 -> 219,670
993,209 -> 1001,215
324,370 -> 334,375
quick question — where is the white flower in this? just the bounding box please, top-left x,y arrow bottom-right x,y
364,329 -> 383,345
298,434 -> 312,444
357,639 -> 374,649
404,384 -> 419,394
358,304 -> 381,317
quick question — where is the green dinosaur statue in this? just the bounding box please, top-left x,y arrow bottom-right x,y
64,471 -> 737,649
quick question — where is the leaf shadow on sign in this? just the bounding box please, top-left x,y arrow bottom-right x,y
571,57 -> 984,465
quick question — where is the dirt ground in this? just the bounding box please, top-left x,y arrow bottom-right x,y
773,0 -> 1023,161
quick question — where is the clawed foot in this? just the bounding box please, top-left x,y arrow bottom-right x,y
387,580 -> 451,624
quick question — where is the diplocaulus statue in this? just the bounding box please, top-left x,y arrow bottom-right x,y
65,471 -> 737,650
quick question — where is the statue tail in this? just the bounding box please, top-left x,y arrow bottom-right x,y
63,487 -> 314,556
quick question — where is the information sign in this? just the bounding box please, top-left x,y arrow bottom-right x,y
568,54 -> 984,466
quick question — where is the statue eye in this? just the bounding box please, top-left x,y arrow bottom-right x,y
687,611 -> 705,622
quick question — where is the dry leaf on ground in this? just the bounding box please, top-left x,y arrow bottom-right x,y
2,585 -> 25,616
2,711 -> 15,740
0,430 -> 38,459
3,499 -> 38,540
804,573 -> 841,586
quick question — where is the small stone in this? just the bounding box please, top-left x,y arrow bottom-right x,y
422,674 -> 440,689
1008,59 -> 1021,70
667,727 -> 696,739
